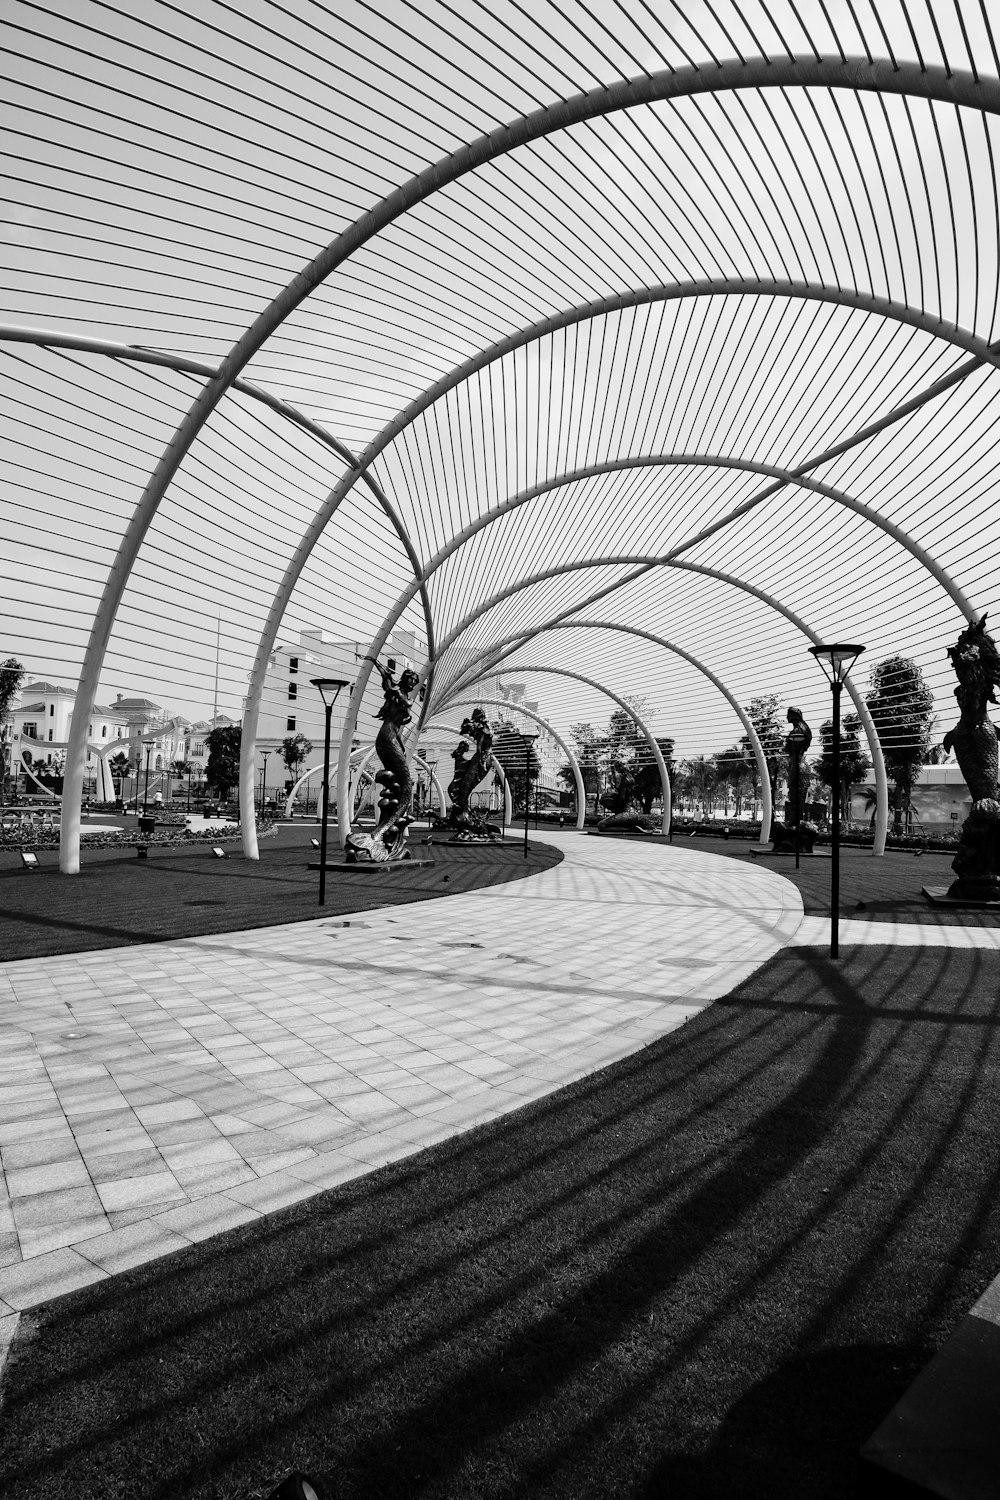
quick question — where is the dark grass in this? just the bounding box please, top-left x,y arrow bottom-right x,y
3,940 -> 1000,1499
622,830 -> 1000,927
0,828 -> 562,962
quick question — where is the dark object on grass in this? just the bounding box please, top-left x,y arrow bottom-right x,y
770,817 -> 819,854
20,851 -> 38,869
266,1473 -> 327,1500
943,615 -> 1000,901
597,765 -> 659,834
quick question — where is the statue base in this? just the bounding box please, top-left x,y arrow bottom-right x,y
309,858 -> 435,872
923,884 -> 1000,908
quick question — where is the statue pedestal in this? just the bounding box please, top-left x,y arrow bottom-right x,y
922,884 -> 1000,909
309,858 -> 436,873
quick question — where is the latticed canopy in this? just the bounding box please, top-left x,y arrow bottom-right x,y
3,1 -> 999,867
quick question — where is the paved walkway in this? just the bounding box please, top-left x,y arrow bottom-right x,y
0,838 -> 798,1341
5,835 -> 997,1387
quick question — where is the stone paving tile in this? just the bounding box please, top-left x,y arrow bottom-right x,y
0,1247 -> 107,1310
0,837 -> 806,1310
151,1196 -> 262,1243
76,1221 -> 196,1276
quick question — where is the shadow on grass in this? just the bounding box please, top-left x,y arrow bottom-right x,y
2,943 -> 1000,1499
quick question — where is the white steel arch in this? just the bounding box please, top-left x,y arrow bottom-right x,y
50,52 -> 1000,871
444,624 -> 774,844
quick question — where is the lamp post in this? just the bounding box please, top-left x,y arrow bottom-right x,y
142,744 -> 153,813
809,643 -> 865,958
312,678 -> 349,906
522,732 -> 538,860
260,749 -> 271,819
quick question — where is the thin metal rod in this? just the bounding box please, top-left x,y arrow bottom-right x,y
832,679 -> 842,959
318,702 -> 333,906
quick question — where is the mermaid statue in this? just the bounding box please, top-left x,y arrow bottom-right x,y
942,615 -> 1000,900
345,658 -> 424,863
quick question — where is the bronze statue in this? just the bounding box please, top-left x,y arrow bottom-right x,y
771,706 -> 816,854
439,709 -> 502,841
345,658 -> 424,863
943,615 -> 1000,900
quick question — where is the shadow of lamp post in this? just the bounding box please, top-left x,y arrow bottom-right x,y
312,677 -> 350,906
808,642 -> 865,958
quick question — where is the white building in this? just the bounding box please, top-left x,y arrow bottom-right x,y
253,626 -> 426,795
11,681 -> 127,797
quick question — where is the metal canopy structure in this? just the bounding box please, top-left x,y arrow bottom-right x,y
3,1 -> 999,870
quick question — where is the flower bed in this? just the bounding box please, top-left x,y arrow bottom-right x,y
0,823 -> 273,852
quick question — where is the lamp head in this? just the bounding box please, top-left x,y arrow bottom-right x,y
808,643 -> 866,685
310,677 -> 350,708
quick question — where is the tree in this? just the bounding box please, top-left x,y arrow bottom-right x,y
280,733 -> 313,787
570,698 -> 658,808
108,751 -> 130,792
633,736 -> 675,813
739,694 -> 787,808
0,657 -> 24,803
679,754 -> 718,814
865,656 -> 934,831
713,744 -> 754,816
205,725 -> 242,799
812,713 -> 870,824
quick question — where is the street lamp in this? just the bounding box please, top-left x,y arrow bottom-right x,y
311,677 -> 350,906
809,642 -> 866,958
260,749 -> 271,819
522,732 -> 539,860
142,743 -> 153,813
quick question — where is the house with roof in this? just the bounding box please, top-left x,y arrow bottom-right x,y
11,681 -> 128,797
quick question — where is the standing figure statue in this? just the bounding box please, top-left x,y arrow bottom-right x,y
771,706 -> 815,853
943,615 -> 1000,900
444,709 -> 502,841
345,658 -> 424,863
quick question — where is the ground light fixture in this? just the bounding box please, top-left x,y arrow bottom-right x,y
311,677 -> 350,905
266,1473 -> 327,1500
808,642 -> 866,958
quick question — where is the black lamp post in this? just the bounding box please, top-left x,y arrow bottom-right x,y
312,677 -> 349,906
260,749 -> 271,818
142,744 -> 153,813
809,643 -> 865,958
522,732 -> 538,860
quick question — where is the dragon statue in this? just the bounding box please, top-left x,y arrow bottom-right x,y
345,658 -> 424,864
438,708 -> 502,842
942,614 -> 1000,900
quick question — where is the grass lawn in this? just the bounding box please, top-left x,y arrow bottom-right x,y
2,934 -> 999,1498
0,828 -> 561,962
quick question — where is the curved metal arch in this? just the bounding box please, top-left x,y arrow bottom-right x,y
244,281 -> 991,777
338,433 -> 966,858
443,623 -> 773,842
436,549 -> 890,855
30,346 -> 434,870
425,722 -> 514,830
442,696 -> 588,832
447,667 -> 672,838
58,55 -> 999,868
